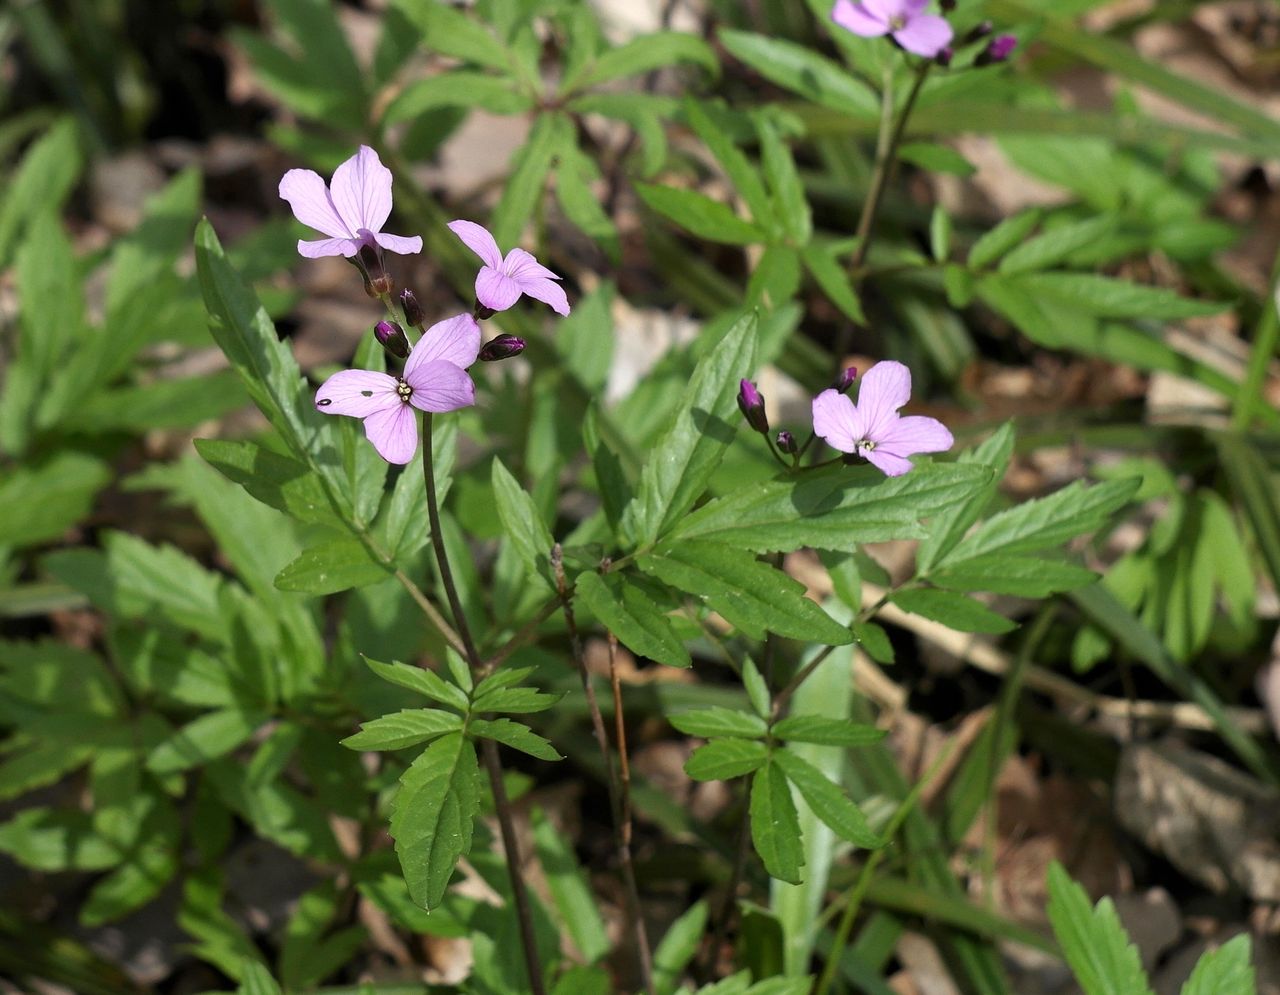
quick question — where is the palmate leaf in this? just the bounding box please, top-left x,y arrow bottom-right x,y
1046,863 -> 1153,995
390,732 -> 481,910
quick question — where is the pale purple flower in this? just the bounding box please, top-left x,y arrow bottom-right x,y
831,0 -> 953,58
315,313 -> 480,464
812,360 -> 953,476
448,220 -> 570,317
279,145 -> 423,259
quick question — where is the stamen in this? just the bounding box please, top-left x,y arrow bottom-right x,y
396,377 -> 414,402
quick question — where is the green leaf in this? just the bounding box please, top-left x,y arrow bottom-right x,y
915,423 -> 1014,573
238,961 -> 284,995
391,0 -> 510,69
81,839 -> 179,927
1045,862 -> 1154,995
491,457 -> 555,594
0,117 -> 81,269
532,808 -> 610,964
932,554 -> 1098,597
929,205 -> 952,263
556,141 -> 620,260
997,215 -> 1116,275
471,685 -> 563,714
195,438 -> 340,527
640,541 -> 852,644
750,761 -> 804,884
621,311 -> 758,545
1180,935 -> 1256,995
773,748 -> 880,848
0,808 -> 118,871
669,707 -> 768,739
898,142 -> 976,176
0,452 -> 110,548
1006,272 -> 1228,320
771,716 -> 885,746
684,738 -> 768,781
469,718 -> 563,761
341,709 -> 464,751
382,71 -> 531,122
683,99 -> 774,232
653,901 -> 708,995
574,571 -> 691,668
801,243 -> 865,323
280,881 -> 367,989
889,589 -> 1017,634
717,29 -> 876,115
273,536 -> 388,594
758,115 -> 811,245
390,732 -> 481,910
742,656 -> 771,719
578,32 -> 717,89
669,463 -> 992,552
146,709 -> 263,775
492,112 -> 565,249
363,657 -> 470,712
968,209 -> 1042,270
635,183 -> 765,245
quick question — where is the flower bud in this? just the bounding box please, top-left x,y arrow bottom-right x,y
934,45 -> 954,67
737,379 -> 769,434
833,367 -> 858,394
399,288 -> 425,327
976,33 -> 1018,65
358,244 -> 393,297
479,334 -> 526,362
374,320 -> 410,359
963,20 -> 994,44
939,0 -> 956,10
474,301 -> 496,322
776,430 -> 797,455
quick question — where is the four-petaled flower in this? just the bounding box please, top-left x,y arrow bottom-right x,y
448,220 -> 571,317
315,314 -> 480,464
279,145 -> 423,259
812,360 -> 953,476
831,0 -> 953,57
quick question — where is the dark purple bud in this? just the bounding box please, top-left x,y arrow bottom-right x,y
963,20 -> 994,44
399,288 -> 425,327
976,33 -> 1018,65
776,430 -> 797,455
939,0 -> 956,10
479,334 -> 526,362
737,379 -> 769,434
358,244 -> 393,297
934,45 -> 954,67
833,367 -> 858,394
474,301 -> 496,322
374,320 -> 410,359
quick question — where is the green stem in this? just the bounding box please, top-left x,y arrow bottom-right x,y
1231,246 -> 1280,429
421,412 -> 546,995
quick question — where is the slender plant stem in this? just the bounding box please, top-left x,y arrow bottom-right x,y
421,412 -> 546,995
553,548 -> 655,995
1231,246 -> 1280,429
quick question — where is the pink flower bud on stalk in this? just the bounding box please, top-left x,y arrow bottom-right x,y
935,45 -> 954,67
738,379 -> 770,434
375,320 -> 410,359
833,367 -> 859,394
976,33 -> 1018,65
399,288 -> 425,328
962,19 -> 994,43
776,430 -> 798,454
479,334 -> 526,362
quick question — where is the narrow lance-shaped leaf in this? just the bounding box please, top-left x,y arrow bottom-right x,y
574,571 -> 691,668
750,760 -> 804,884
1045,862 -> 1154,995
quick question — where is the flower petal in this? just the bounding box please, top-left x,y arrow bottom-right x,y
812,389 -> 863,453
874,415 -> 954,457
298,236 -> 359,258
476,266 -> 524,312
406,361 -> 476,413
448,219 -> 503,269
901,0 -> 928,15
374,231 -> 424,255
855,361 -> 912,440
279,168 -> 351,238
502,247 -> 562,282
315,369 -> 400,417
363,402 -> 419,464
405,313 -> 482,375
832,0 -> 891,35
329,146 -> 393,235
892,12 -> 952,56
517,277 -> 571,316
864,447 -> 915,476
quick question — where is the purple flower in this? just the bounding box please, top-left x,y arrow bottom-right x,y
448,220 -> 570,317
314,313 -> 480,464
811,360 -> 953,476
279,146 -> 423,259
831,0 -> 953,58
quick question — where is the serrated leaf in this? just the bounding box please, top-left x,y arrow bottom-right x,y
635,183 -> 765,245
771,716 -> 884,746
1008,272 -> 1228,319
670,463 -> 992,552
0,452 -> 111,548
195,438 -> 340,527
890,588 -> 1016,634
684,99 -> 773,233
578,32 -> 717,89
341,709 -> 463,751
469,718 -> 562,761
574,571 -> 691,668
669,707 -> 768,739
383,71 -> 531,122
146,709 -> 263,774
852,620 -> 894,664
363,657 -> 470,712
801,243 -> 865,323
274,536 -> 388,594
492,112 -> 564,248
997,215 -> 1116,275
471,685 -> 562,714
742,657 -> 771,719
1046,862 -> 1154,995
1180,935 -> 1255,995
914,422 -> 1013,574
491,457 -> 555,593
750,761 -> 804,884
0,808 -> 119,871
685,738 -> 768,780
931,554 -> 1098,597
391,733 -> 481,910
621,311 -> 758,545
717,30 -> 876,115
391,0 -> 510,69
772,748 -> 880,848
640,541 -> 852,644
968,208 -> 1042,270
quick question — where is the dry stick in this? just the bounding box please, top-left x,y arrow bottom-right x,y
554,548 -> 655,995
421,413 -> 546,995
